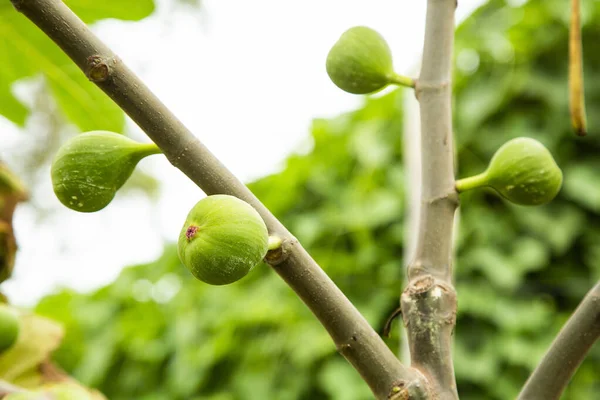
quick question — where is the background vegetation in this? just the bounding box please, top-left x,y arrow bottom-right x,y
2,0 -> 599,399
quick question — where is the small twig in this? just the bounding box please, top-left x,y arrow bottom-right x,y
382,306 -> 403,338
10,0 -> 430,398
517,281 -> 600,400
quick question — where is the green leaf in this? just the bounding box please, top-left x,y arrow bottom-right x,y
0,0 -> 154,128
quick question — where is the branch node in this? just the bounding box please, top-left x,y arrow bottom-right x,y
264,236 -> 297,266
86,55 -> 112,82
414,79 -> 450,96
388,381 -> 408,400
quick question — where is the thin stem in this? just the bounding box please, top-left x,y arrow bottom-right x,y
10,0 -> 429,398
136,143 -> 163,158
569,0 -> 587,137
402,0 -> 459,398
389,73 -> 416,89
455,172 -> 488,193
517,281 -> 600,400
267,235 -> 282,251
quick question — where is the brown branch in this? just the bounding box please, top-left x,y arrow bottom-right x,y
401,0 -> 459,398
517,281 -> 600,400
10,0 -> 431,398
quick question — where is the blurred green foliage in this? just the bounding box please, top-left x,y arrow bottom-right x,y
32,0 -> 600,399
0,0 -> 154,130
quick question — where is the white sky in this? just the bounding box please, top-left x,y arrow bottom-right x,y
2,0 -> 485,305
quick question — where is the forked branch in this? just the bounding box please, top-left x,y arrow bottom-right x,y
401,0 -> 459,398
10,0 -> 429,398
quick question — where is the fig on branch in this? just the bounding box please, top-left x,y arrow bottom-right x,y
51,131 -> 161,213
455,137 -> 563,206
326,26 -> 413,95
0,305 -> 19,353
4,384 -> 93,400
178,195 -> 269,285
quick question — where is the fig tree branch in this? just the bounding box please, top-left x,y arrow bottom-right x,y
517,281 -> 600,400
10,0 -> 430,398
401,0 -> 459,398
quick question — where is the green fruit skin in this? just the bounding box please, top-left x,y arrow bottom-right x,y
51,131 -> 160,213
3,393 -> 42,400
178,195 -> 269,285
486,137 -> 563,206
5,384 -> 92,400
45,384 -> 93,400
0,305 -> 19,353
326,26 -> 394,95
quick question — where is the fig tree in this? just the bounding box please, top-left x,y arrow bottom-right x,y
326,26 -> 410,94
51,131 -> 161,213
178,195 -> 269,285
456,137 -> 563,206
0,305 -> 19,353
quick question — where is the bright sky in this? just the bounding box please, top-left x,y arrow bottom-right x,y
3,0 -> 485,305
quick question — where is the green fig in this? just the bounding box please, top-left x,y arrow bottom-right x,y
43,383 -> 93,400
51,131 -> 161,213
0,304 -> 19,353
178,195 -> 269,285
456,137 -> 563,206
3,392 -> 42,400
326,26 -> 410,94
4,384 -> 93,400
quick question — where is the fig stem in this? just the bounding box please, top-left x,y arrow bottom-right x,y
389,73 -> 415,89
455,172 -> 489,193
267,235 -> 283,251
135,143 -> 163,159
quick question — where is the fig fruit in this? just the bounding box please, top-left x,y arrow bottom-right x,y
456,137 -> 562,206
0,305 -> 19,353
326,26 -> 398,94
51,131 -> 161,213
178,195 -> 269,285
5,384 -> 93,400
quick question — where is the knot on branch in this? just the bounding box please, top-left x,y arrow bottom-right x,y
423,190 -> 459,209
387,373 -> 432,400
388,380 -> 409,400
401,276 -> 457,330
86,55 -> 113,82
264,236 -> 297,266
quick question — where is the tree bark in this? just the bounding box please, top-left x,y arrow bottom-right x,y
517,281 -> 600,400
401,0 -> 459,399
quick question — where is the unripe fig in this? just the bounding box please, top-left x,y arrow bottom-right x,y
327,26 -> 400,94
0,305 -> 19,353
456,137 -> 562,206
178,195 -> 269,285
3,392 -> 42,400
4,384 -> 92,400
51,131 -> 161,212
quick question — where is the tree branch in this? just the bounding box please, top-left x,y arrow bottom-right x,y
10,0 -> 431,398
517,281 -> 600,400
401,0 -> 459,399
